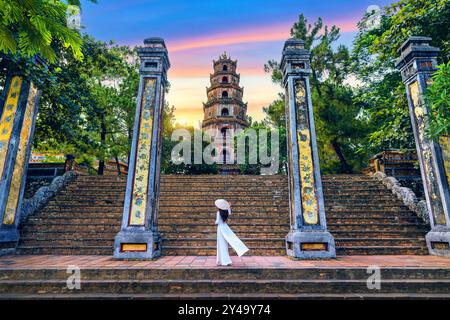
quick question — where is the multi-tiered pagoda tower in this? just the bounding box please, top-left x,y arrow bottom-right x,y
202,53 -> 249,168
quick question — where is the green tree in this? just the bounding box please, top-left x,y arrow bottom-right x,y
264,14 -> 366,173
426,62 -> 450,139
236,124 -> 287,175
162,122 -> 219,175
0,0 -> 96,63
352,0 -> 450,151
313,83 -> 368,173
32,36 -> 140,175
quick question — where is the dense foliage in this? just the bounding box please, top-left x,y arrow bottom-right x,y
161,122 -> 219,174
425,62 -> 450,139
30,36 -> 140,174
0,0 -> 96,62
263,14 -> 367,174
352,0 -> 450,154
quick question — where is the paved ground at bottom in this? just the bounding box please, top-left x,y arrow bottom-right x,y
1,255 -> 449,269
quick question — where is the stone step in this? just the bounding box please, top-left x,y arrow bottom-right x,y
159,211 -> 416,218
330,230 -> 427,238
327,217 -> 424,224
51,194 -> 295,201
334,238 -> 426,247
19,238 -> 286,248
160,205 -> 408,212
159,222 -> 289,229
31,209 -> 418,219
158,217 -> 422,225
67,183 -> 289,189
73,173 -> 362,178
161,230 -> 426,239
2,262 -> 449,298
23,215 -> 289,225
16,246 -> 114,255
161,246 -> 285,256
166,195 -> 404,201
21,223 -> 120,232
26,212 -> 124,219
41,201 -> 410,211
73,177 -> 375,184
19,238 -> 114,247
159,217 -> 289,224
19,230 -> 288,239
159,237 -> 423,248
162,245 -> 429,256
160,201 -> 406,207
23,221 -> 427,232
327,223 -> 429,232
3,267 -> 449,281
336,246 -> 429,255
2,278 -> 448,295
20,229 -> 426,241
66,184 -> 388,192
41,205 -> 289,213
16,230 -> 119,239
18,173 -> 430,256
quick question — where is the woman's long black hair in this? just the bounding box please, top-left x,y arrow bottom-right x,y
219,208 -> 229,222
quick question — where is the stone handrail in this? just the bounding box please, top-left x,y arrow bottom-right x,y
372,171 -> 429,225
19,171 -> 78,225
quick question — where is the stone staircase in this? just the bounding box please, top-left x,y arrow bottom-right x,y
1,265 -> 449,299
16,174 -> 430,256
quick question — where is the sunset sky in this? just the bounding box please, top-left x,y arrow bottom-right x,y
81,0 -> 395,127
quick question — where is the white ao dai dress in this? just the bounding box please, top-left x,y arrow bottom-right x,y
215,211 -> 249,266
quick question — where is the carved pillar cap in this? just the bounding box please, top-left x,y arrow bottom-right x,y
280,38 -> 311,84
137,37 -> 170,83
138,37 -> 170,65
395,36 -> 440,70
144,37 -> 166,48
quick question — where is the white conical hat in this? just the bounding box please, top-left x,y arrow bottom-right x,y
215,199 -> 230,211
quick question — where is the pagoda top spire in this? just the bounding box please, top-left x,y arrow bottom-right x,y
213,51 -> 237,66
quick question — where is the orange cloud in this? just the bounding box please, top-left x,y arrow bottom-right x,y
169,66 -> 265,78
167,19 -> 358,53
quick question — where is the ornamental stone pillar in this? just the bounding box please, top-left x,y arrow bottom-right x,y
281,39 -> 336,259
395,36 -> 450,257
0,57 -> 44,255
113,38 -> 170,259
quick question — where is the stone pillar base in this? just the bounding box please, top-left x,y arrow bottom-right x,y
113,229 -> 161,259
426,229 -> 450,257
286,230 -> 336,259
0,227 -> 19,256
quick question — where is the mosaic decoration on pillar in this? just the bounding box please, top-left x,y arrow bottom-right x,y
151,85 -> 165,227
0,76 -> 23,179
409,80 -> 446,225
2,84 -> 38,225
439,135 -> 450,186
281,38 -> 335,258
128,77 -> 156,226
286,97 -> 296,227
294,79 -> 318,225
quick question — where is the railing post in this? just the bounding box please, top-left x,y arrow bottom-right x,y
395,36 -> 450,257
113,38 -> 170,259
0,57 -> 45,255
281,39 -> 336,259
